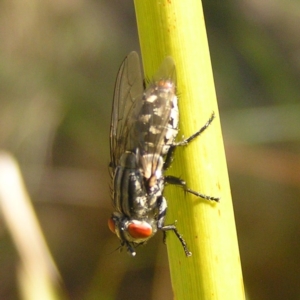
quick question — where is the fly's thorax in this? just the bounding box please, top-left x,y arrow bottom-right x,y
108,212 -> 158,244
113,170 -> 148,216
113,151 -> 163,218
119,151 -> 138,169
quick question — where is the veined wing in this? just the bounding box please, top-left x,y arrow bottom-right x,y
110,51 -> 144,169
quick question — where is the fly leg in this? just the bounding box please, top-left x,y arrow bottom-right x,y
164,112 -> 219,201
175,112 -> 215,146
161,223 -> 192,257
165,175 -> 220,202
157,196 -> 192,257
163,145 -> 176,170
163,112 -> 215,171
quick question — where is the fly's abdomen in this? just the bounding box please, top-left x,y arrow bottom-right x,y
130,79 -> 179,157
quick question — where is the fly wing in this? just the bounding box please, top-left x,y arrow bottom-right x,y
110,51 -> 144,169
153,56 -> 176,84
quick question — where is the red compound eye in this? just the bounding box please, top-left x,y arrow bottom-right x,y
108,218 -> 116,234
127,221 -> 152,239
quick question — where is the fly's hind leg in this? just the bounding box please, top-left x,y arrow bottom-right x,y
163,112 -> 215,170
175,112 -> 215,146
163,112 -> 219,201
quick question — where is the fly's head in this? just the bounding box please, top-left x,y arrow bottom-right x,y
108,212 -> 157,256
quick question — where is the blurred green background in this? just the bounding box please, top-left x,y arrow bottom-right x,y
0,0 -> 300,299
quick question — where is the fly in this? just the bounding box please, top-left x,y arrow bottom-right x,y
108,51 -> 219,257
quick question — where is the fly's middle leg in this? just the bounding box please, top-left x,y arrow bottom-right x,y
165,175 -> 220,202
163,112 -> 219,201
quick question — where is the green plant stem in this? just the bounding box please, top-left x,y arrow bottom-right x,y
134,0 -> 245,299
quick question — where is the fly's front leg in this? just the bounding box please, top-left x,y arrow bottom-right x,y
156,196 -> 192,257
165,175 -> 220,202
156,196 -> 167,238
161,223 -> 192,257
